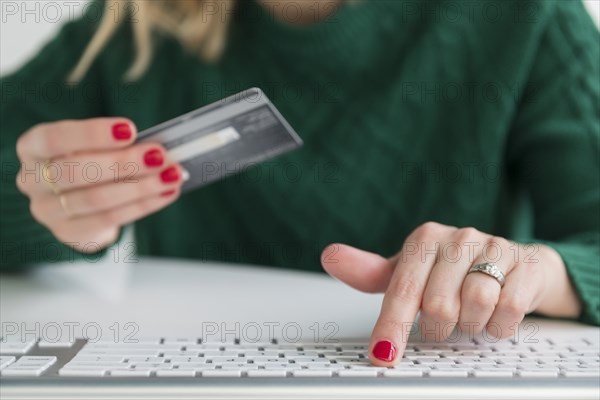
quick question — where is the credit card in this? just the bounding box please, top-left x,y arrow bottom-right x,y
136,88 -> 303,192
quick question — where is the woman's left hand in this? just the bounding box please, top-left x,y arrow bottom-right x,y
321,222 -> 582,366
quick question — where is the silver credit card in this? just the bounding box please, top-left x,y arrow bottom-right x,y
136,88 -> 303,192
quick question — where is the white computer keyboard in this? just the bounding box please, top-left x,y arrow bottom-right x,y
0,336 -> 598,379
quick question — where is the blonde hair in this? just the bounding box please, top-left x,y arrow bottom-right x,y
68,0 -> 235,83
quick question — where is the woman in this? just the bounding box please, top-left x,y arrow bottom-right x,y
1,0 -> 598,365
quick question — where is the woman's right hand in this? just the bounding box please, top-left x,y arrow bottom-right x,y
15,118 -> 184,253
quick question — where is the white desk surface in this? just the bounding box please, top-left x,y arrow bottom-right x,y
0,257 -> 386,341
1,256 -> 597,343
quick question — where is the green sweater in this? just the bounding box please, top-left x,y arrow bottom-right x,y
1,0 -> 599,325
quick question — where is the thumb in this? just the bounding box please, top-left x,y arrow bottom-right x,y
320,243 -> 395,293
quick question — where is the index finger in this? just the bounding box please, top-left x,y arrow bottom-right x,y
17,118 -> 136,160
368,223 -> 451,366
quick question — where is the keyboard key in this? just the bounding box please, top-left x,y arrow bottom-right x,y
517,370 -> 559,378
473,370 -> 515,378
162,351 -> 201,357
156,369 -> 197,377
162,338 -> 199,345
127,357 -> 166,363
455,358 -> 496,365
85,344 -> 182,351
71,356 -> 125,363
414,345 -> 454,351
328,357 -> 364,363
323,352 -> 363,358
428,369 -> 469,377
561,370 -> 600,378
283,351 -> 320,358
131,363 -> 173,370
110,369 -> 152,377
432,364 -> 474,371
263,364 -> 301,370
577,357 -> 600,364
93,338 -> 161,345
248,357 -> 284,363
174,363 -> 215,370
236,341 -> 274,347
79,349 -> 160,356
390,359 -> 416,366
557,362 -> 583,370
338,369 -> 379,377
532,357 -> 568,364
449,344 -> 478,351
347,364 -> 386,370
563,364 -> 599,370
1,367 -> 47,377
497,359 -> 538,367
200,351 -> 241,357
64,362 -> 127,369
0,341 -> 36,354
1,357 -> 55,377
200,338 -> 236,344
416,358 -> 456,364
491,356 -> 524,364
476,366 -> 517,374
516,364 -> 557,371
187,344 -> 224,350
338,345 -> 369,351
271,345 -> 300,351
288,357 -> 330,364
231,346 -> 265,351
247,370 -> 288,377
0,356 -> 17,369
301,345 -> 339,351
318,364 -> 346,370
489,342 -> 519,349
441,351 -> 480,357
391,365 -> 430,372
567,352 -> 600,358
244,351 -> 281,358
479,351 -> 524,358
383,369 -> 424,377
331,362 -> 367,368
207,356 -> 247,363
169,356 -> 206,363
201,370 -> 242,377
220,363 -> 258,370
292,369 -> 333,377
405,354 -> 438,360
15,356 -> 56,368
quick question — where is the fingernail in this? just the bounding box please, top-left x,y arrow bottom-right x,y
160,166 -> 180,183
160,189 -> 176,197
112,123 -> 132,140
372,340 -> 396,362
144,149 -> 164,167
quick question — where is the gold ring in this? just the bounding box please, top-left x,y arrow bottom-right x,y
59,194 -> 72,217
42,160 -> 60,194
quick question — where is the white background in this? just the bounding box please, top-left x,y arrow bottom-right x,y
1,0 -> 599,76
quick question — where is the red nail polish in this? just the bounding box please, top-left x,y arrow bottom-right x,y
160,189 -> 176,197
373,340 -> 396,362
160,166 -> 180,183
112,123 -> 132,140
144,149 -> 164,167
